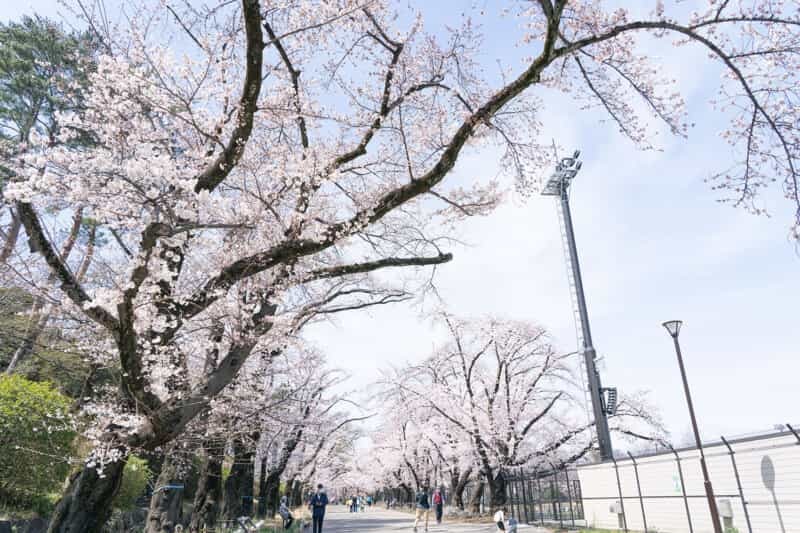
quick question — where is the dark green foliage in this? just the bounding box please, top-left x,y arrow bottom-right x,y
0,14 -> 95,143
113,456 -> 152,511
0,375 -> 75,512
0,15 -> 96,190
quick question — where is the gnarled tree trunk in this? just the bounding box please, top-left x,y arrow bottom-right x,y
145,453 -> 184,533
188,443 -> 223,533
261,470 -> 281,519
468,481 -> 484,515
290,478 -> 303,508
220,439 -> 254,521
487,470 -> 507,511
400,483 -> 413,506
450,467 -> 472,510
47,452 -> 127,533
256,457 -> 269,518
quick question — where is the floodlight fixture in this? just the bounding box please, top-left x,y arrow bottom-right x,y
602,387 -> 618,415
541,151 -> 584,197
662,320 -> 683,339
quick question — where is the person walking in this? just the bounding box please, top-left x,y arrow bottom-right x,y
432,488 -> 444,524
493,507 -> 507,532
507,514 -> 518,533
309,484 -> 329,533
413,485 -> 431,532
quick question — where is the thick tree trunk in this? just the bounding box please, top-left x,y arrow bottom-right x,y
256,457 -> 268,518
468,482 -> 484,514
188,444 -> 223,533
46,454 -> 127,533
451,467 -> 472,510
290,478 -> 303,508
220,439 -> 254,521
261,470 -> 281,519
488,470 -> 507,511
400,483 -> 413,505
145,453 -> 184,533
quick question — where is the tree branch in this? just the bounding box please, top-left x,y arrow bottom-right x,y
303,252 -> 453,282
194,0 -> 264,193
16,202 -> 119,331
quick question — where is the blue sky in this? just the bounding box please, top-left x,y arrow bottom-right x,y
6,1 -> 798,445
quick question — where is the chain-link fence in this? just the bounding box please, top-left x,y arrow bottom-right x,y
507,467 -> 585,528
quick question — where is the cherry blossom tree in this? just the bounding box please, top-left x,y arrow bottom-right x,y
355,420 -> 426,504
383,313 -> 665,511
1,0 -> 798,530
156,343 -> 356,530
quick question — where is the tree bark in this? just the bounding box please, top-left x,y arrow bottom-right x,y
220,439 -> 254,521
188,443 -> 223,533
400,483 -> 413,505
261,470 -> 281,519
145,453 -> 184,533
256,457 -> 268,518
290,478 -> 303,508
487,470 -> 507,511
46,453 -> 127,533
468,481 -> 484,514
451,467 -> 472,510
0,207 -> 20,265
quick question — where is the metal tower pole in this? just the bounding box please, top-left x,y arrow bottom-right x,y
558,180 -> 614,461
541,151 -> 614,461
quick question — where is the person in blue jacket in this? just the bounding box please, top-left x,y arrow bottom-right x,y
309,484 -> 329,533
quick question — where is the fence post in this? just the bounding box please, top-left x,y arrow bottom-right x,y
527,476 -> 535,524
787,423 -> 800,444
721,435 -> 753,533
611,456 -> 628,532
627,452 -> 648,533
536,476 -> 545,525
668,444 -> 694,533
551,478 -> 563,529
519,468 -> 530,524
564,468 -> 576,528
510,470 -> 519,524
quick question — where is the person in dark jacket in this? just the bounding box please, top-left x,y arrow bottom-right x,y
309,484 -> 329,533
413,485 -> 431,532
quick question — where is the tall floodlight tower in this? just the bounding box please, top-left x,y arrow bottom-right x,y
542,151 -> 615,461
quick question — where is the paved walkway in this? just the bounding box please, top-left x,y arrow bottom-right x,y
322,506 -> 547,532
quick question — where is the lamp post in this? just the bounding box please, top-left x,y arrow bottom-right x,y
662,320 -> 723,533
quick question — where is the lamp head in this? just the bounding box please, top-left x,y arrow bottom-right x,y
662,320 -> 683,338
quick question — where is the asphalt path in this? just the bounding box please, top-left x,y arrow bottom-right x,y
320,506 -> 545,532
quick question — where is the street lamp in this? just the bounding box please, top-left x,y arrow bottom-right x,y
662,320 -> 723,533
